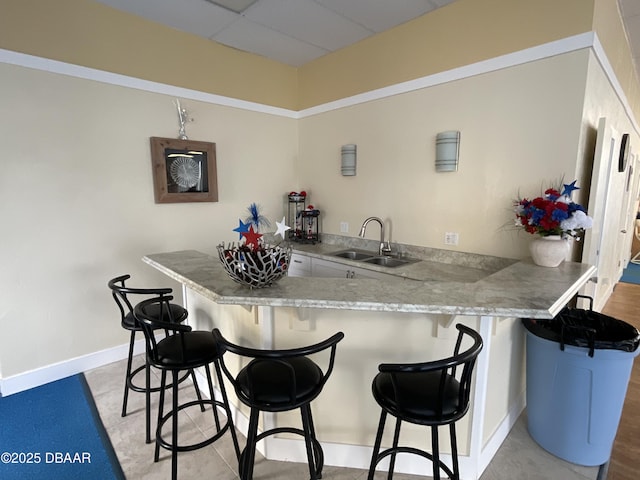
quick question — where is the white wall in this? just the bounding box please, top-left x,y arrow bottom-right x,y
0,62 -> 297,379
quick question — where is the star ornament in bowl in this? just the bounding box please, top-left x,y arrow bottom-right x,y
275,216 -> 291,239
217,205 -> 292,288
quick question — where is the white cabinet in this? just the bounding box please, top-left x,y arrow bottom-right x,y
311,257 -> 351,278
288,253 -> 311,277
289,253 -> 394,280
310,257 -> 389,280
350,264 -> 389,280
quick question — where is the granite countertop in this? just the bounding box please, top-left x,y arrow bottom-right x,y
143,236 -> 596,319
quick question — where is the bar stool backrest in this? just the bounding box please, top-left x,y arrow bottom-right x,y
133,295 -> 193,365
212,328 -> 344,411
108,274 -> 173,328
378,323 -> 483,423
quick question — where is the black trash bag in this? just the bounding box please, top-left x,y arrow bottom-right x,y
523,295 -> 640,357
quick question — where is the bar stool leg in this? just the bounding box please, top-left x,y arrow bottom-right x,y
240,408 -> 260,480
145,358 -> 152,443
388,417 -> 402,480
431,426 -> 440,480
368,410 -> 387,480
213,361 -> 241,460
122,331 -> 136,417
204,366 -> 221,430
189,369 -> 206,413
155,370 -> 168,463
449,423 -> 460,480
305,407 -> 324,473
171,370 -> 179,480
300,404 -> 318,480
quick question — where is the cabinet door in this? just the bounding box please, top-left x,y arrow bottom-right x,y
349,265 -> 388,280
311,258 -> 352,278
288,253 -> 311,277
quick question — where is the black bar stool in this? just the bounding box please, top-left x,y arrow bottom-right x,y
134,296 -> 241,480
367,324 -> 483,480
212,328 -> 344,480
108,274 -> 193,444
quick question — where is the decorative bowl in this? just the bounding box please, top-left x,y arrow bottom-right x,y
217,243 -> 292,288
288,194 -> 305,202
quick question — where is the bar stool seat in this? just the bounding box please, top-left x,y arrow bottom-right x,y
108,274 -> 193,444
213,328 -> 344,480
367,324 -> 483,480
135,296 -> 241,480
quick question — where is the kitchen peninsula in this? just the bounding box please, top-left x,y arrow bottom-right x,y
143,241 -> 595,480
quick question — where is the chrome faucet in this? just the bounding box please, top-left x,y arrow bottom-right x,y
359,217 -> 392,256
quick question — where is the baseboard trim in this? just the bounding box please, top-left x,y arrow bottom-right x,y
0,339 -> 145,397
478,389 -> 527,475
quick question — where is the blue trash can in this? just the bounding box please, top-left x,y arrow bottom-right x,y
523,298 -> 640,466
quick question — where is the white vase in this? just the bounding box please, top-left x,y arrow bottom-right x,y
529,235 -> 570,267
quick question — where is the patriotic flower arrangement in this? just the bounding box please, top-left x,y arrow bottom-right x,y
514,181 -> 593,238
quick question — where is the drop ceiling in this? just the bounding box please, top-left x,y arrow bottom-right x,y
96,0 -> 457,66
98,0 -> 640,80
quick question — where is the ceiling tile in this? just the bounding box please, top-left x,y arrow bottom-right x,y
213,17 -> 328,65
619,0 -> 640,18
315,0 -> 435,32
205,0 -> 258,14
623,14 -> 640,47
244,0 -> 373,51
97,0 -> 237,37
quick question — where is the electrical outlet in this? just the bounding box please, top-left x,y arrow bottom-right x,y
444,232 -> 459,245
340,222 -> 349,233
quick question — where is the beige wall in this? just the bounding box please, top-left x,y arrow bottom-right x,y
298,50 -> 589,258
0,62 -> 297,377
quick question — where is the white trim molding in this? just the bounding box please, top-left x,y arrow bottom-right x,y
2,31 -> 637,134
0,49 -> 298,119
298,32 -> 596,118
0,338 -> 145,397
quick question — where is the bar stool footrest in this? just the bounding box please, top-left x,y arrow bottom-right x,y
126,365 -> 191,394
371,446 -> 456,480
157,399 -> 231,453
241,427 -> 324,479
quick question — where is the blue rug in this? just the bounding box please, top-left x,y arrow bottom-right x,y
0,374 -> 124,480
621,262 -> 640,285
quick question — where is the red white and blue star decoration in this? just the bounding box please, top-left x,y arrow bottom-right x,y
562,180 -> 579,198
230,203 -> 292,252
241,225 -> 263,250
275,216 -> 291,239
233,219 -> 252,239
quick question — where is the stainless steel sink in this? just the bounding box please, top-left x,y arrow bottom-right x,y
361,256 -> 411,268
330,249 -> 376,261
330,249 -> 419,268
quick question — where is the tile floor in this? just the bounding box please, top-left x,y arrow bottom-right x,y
85,356 -> 603,480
